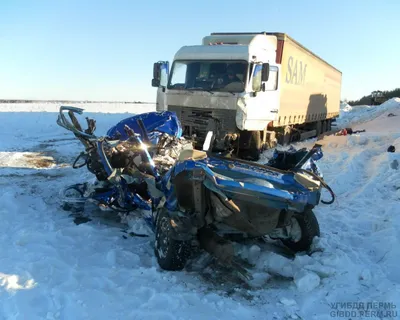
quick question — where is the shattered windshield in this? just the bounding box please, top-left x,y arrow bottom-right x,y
167,60 -> 248,93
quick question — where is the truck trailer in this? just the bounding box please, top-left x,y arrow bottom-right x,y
152,32 -> 342,160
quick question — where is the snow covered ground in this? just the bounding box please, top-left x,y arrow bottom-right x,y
1,99 -> 400,319
337,98 -> 400,129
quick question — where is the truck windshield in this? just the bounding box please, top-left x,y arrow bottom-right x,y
167,60 -> 248,93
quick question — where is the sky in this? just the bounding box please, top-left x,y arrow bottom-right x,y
1,0 -> 399,102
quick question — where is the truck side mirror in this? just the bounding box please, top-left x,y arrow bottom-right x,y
262,63 -> 270,82
252,64 -> 262,93
152,62 -> 161,87
152,61 -> 169,88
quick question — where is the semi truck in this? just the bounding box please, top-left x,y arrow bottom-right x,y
370,90 -> 388,105
151,32 -> 342,160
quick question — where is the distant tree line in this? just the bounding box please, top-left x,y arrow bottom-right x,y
347,88 -> 400,106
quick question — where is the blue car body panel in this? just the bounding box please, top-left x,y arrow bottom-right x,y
106,111 -> 183,144
161,155 -> 321,215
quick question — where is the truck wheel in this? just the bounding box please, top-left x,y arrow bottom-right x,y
326,119 -> 332,131
154,208 -> 191,271
315,121 -> 322,136
239,130 -> 261,161
249,130 -> 261,161
281,209 -> 320,252
321,120 -> 327,133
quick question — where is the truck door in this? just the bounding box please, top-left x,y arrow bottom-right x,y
246,63 -> 281,129
152,61 -> 169,111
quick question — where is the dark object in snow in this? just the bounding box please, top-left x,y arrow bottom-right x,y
390,159 -> 399,170
121,231 -> 149,238
73,216 -> 92,225
388,113 -> 396,117
347,128 -> 366,134
387,145 -> 396,153
335,128 -> 366,136
128,231 -> 149,238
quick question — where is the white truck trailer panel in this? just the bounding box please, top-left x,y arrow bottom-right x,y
274,33 -> 342,127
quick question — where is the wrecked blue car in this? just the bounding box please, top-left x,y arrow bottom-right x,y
57,106 -> 334,272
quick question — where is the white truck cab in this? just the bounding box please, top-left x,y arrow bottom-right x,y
152,33 -> 280,160
152,32 -> 342,160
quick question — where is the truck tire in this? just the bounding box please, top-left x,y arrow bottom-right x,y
281,208 -> 320,252
238,130 -> 261,161
315,120 -> 322,136
321,120 -> 327,134
249,130 -> 261,161
326,119 -> 332,132
154,208 -> 191,271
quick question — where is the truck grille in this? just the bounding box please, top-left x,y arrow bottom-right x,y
168,105 -> 237,142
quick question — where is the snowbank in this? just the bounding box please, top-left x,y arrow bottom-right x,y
337,97 -> 400,128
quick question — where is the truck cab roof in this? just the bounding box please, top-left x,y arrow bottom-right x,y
174,34 -> 278,62
174,44 -> 251,61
